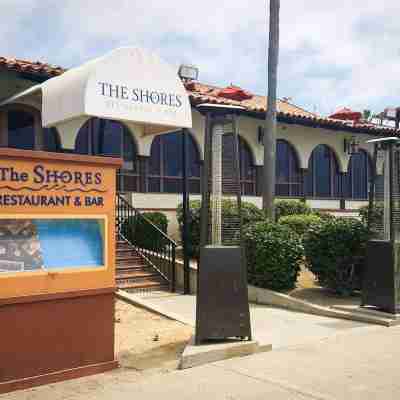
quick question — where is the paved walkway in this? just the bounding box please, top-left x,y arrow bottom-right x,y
3,321 -> 396,400
3,294 -> 396,400
130,292 -> 370,350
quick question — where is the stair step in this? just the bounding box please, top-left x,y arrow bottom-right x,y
116,248 -> 138,254
116,241 -> 133,248
116,264 -> 151,272
116,257 -> 144,264
116,270 -> 158,279
117,250 -> 143,260
116,258 -> 148,268
117,279 -> 169,290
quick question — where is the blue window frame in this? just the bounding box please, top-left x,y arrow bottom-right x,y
149,131 -> 201,194
8,110 -> 35,150
306,145 -> 340,198
276,139 -> 302,196
43,127 -> 61,152
344,150 -> 371,200
75,118 -> 138,191
238,137 -> 256,196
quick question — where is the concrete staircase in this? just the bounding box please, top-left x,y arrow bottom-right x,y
116,238 -> 169,292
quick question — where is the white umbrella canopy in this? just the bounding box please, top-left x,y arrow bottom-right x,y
1,47 -> 192,136
41,47 -> 192,133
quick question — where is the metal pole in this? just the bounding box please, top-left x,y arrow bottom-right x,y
263,0 -> 280,219
389,144 -> 395,242
200,114 -> 212,249
367,144 -> 378,232
182,128 -> 190,294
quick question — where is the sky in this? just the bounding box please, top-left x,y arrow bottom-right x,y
1,0 -> 400,116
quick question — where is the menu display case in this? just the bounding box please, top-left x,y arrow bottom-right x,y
0,218 -> 105,272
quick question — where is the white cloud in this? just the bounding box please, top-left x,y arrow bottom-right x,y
1,0 -> 400,115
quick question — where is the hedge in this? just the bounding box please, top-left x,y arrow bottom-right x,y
359,203 -> 383,227
275,199 -> 312,221
244,221 -> 303,291
303,217 -> 370,295
176,199 -> 265,258
176,200 -> 202,259
123,212 -> 169,252
279,214 -> 322,237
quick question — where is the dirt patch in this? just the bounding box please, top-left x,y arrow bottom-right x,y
115,299 -> 193,372
289,266 -> 361,308
296,265 -> 318,289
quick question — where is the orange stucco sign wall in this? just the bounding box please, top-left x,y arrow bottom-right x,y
0,148 -> 122,300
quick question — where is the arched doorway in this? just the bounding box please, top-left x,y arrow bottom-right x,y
306,144 -> 341,198
276,139 -> 302,197
148,130 -> 201,193
344,149 -> 372,200
75,118 -> 139,192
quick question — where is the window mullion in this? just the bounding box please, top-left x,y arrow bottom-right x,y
160,137 -> 164,193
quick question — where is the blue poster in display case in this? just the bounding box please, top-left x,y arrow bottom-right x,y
35,219 -> 104,269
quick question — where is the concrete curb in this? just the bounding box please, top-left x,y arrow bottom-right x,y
179,336 -> 271,370
248,285 -> 397,327
116,290 -> 195,327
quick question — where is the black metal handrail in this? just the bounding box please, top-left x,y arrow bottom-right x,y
116,194 -> 176,292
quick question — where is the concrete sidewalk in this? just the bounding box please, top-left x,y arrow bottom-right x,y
3,321 -> 396,400
120,292 -> 371,351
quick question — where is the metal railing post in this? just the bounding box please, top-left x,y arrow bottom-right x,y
116,193 -> 177,292
171,245 -> 176,293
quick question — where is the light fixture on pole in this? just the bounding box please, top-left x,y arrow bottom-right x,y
178,64 -> 199,81
344,136 -> 360,155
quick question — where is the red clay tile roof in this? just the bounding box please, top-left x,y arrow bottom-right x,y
185,81 -> 397,135
0,56 -> 396,135
0,56 -> 65,78
185,81 -> 316,117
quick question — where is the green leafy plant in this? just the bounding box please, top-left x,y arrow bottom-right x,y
244,221 -> 304,292
279,214 -> 322,237
312,210 -> 336,221
275,199 -> 312,221
176,200 -> 202,259
124,212 -> 169,252
303,218 -> 370,295
359,203 -> 383,227
176,199 -> 266,259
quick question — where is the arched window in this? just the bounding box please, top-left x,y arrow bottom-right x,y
75,118 -> 138,191
220,134 -> 256,196
344,150 -> 372,200
7,109 -> 35,150
149,131 -> 200,193
238,137 -> 256,196
306,145 -> 340,198
276,139 -> 302,196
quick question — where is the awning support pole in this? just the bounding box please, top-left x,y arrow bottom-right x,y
182,128 -> 191,294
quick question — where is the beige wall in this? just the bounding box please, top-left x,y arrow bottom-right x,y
12,102 -> 377,174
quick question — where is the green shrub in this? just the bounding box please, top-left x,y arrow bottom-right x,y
124,212 -> 169,252
312,210 -> 336,221
275,199 -> 312,220
176,199 -> 265,259
244,221 -> 303,291
303,218 -> 370,295
176,200 -> 201,259
359,203 -> 383,227
279,214 -> 322,237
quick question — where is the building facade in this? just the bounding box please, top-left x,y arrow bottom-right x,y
0,56 -> 392,239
